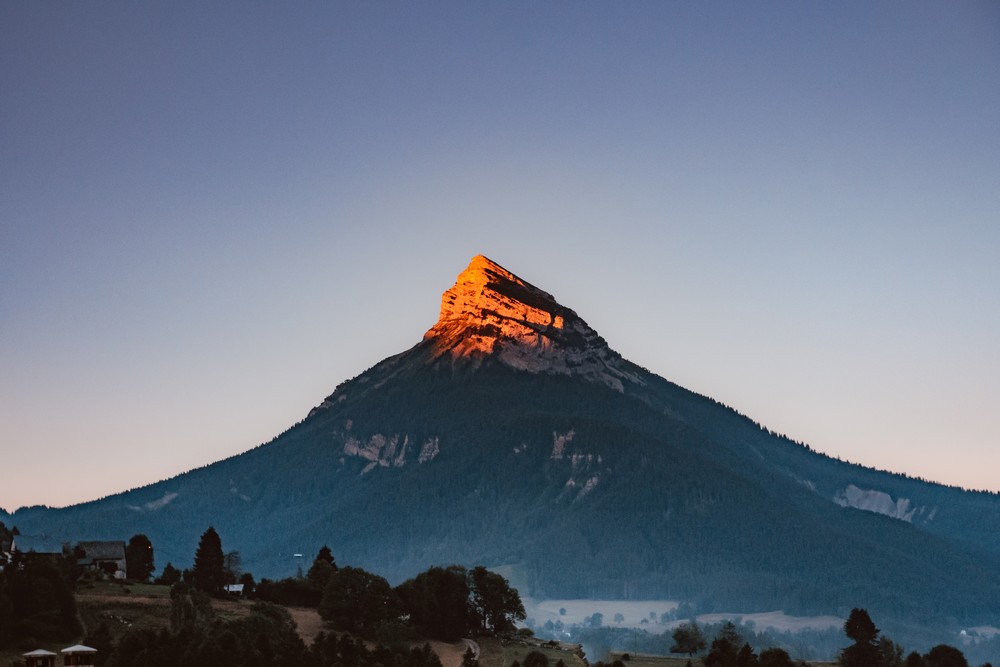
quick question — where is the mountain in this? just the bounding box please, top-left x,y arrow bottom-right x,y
9,255 -> 1000,635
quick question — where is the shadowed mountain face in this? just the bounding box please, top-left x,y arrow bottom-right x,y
9,256 -> 1000,632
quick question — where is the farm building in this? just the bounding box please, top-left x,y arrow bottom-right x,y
77,541 -> 127,579
61,645 -> 97,666
11,535 -> 65,557
22,649 -> 57,667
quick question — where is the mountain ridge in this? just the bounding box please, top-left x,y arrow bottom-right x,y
8,254 -> 1000,647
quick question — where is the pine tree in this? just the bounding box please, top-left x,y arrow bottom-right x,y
461,646 -> 480,667
736,643 -> 758,667
704,622 -> 741,667
307,545 -> 337,591
157,562 -> 181,586
192,527 -> 226,594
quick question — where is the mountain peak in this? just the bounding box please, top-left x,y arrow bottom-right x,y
423,255 -> 642,391
458,254 -> 528,288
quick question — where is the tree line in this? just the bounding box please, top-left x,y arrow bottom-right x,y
660,608 -> 988,667
184,527 -> 526,642
1,523 -> 523,666
4,521 -> 993,667
113,526 -> 522,664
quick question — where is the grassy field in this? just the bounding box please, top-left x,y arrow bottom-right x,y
479,637 -> 588,667
526,599 -> 679,630
524,599 -> 842,635
75,579 -> 255,639
76,579 -> 174,639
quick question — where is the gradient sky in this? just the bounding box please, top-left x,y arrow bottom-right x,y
2,1 -> 998,511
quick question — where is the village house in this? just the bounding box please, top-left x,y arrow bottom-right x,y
10,534 -> 65,558
22,645 -> 97,667
61,645 -> 98,666
10,536 -> 128,579
22,649 -> 57,667
76,541 -> 127,579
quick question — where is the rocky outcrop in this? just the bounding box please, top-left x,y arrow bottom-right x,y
423,255 -> 643,391
833,484 -> 935,522
339,431 -> 440,472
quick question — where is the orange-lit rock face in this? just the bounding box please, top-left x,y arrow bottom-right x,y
426,255 -> 564,355
423,255 -> 643,392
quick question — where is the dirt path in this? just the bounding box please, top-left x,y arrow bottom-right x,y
285,607 -> 325,644
428,640 -> 473,667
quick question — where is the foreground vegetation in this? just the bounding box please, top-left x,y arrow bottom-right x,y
573,610 -> 992,667
1,524 -> 994,667
0,526 -> 526,667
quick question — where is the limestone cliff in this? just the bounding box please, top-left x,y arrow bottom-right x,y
423,255 -> 643,391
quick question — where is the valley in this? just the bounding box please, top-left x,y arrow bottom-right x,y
524,599 -> 843,634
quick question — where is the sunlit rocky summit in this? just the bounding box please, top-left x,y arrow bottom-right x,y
424,255 -> 641,390
7,254 -> 1000,650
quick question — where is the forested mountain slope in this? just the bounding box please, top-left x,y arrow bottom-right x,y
10,255 -> 1000,631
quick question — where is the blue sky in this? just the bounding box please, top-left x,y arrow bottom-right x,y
2,1 -> 998,510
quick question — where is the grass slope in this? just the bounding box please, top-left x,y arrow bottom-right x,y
3,582 -> 518,667
478,637 -> 587,667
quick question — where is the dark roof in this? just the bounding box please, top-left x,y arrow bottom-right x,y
11,535 -> 64,555
77,541 -> 126,561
